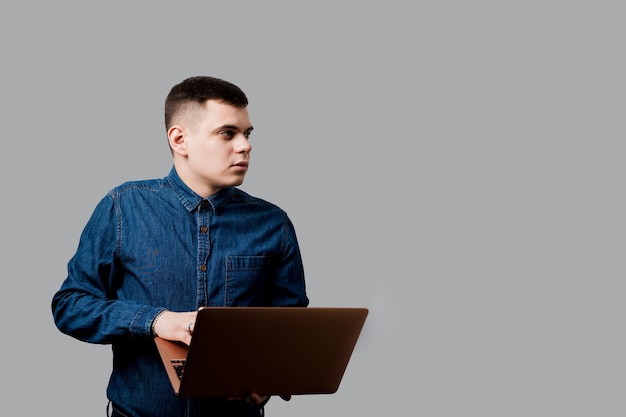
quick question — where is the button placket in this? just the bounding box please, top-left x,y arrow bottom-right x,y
196,200 -> 211,306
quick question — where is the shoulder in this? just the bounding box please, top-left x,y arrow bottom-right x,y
106,177 -> 167,198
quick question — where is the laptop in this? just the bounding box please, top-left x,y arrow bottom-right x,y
154,306 -> 369,399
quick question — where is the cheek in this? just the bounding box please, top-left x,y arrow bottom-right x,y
190,145 -> 227,167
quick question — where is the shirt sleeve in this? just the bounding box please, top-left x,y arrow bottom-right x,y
51,194 -> 163,344
271,213 -> 310,307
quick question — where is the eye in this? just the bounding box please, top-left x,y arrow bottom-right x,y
244,130 -> 252,139
220,130 -> 235,139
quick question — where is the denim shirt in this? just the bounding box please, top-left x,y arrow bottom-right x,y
52,167 -> 309,417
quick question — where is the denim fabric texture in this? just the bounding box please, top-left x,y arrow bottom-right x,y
52,167 -> 309,417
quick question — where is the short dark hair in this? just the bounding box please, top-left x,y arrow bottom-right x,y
164,76 -> 249,130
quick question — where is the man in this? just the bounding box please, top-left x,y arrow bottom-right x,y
52,76 -> 309,417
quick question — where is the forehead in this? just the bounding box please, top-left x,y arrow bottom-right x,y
196,100 -> 251,128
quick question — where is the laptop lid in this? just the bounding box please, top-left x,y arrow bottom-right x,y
154,306 -> 369,398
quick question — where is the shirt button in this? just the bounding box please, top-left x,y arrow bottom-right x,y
200,264 -> 207,272
200,200 -> 209,209
200,225 -> 208,233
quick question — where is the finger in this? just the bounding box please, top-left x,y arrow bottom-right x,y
247,393 -> 267,404
224,395 -> 256,404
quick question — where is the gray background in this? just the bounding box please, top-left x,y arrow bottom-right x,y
2,1 -> 624,416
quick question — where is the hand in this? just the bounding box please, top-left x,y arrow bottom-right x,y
226,392 -> 268,405
153,310 -> 198,346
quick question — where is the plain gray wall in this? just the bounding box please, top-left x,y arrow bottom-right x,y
2,2 -> 624,416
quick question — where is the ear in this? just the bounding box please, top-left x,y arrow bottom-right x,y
167,125 -> 188,156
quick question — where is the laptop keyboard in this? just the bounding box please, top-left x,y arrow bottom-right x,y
171,359 -> 185,380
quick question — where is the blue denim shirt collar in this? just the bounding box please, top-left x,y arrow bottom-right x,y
166,166 -> 233,213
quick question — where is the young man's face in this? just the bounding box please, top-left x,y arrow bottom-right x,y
169,99 -> 253,197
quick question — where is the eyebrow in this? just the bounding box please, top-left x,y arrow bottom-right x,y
218,124 -> 254,132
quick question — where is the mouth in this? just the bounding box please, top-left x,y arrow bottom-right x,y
233,161 -> 249,170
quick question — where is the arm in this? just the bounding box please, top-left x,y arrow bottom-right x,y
51,195 -> 195,345
271,213 -> 309,307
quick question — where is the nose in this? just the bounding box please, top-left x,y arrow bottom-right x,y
234,134 -> 252,153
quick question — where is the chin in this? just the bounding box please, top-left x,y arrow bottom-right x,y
229,178 -> 246,187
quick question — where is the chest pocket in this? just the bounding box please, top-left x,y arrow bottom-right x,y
224,256 -> 271,305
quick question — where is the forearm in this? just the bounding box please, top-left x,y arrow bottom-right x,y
52,289 -> 162,344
